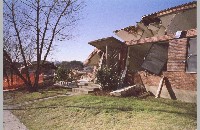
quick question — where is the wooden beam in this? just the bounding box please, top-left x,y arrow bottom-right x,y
121,47 -> 130,78
155,76 -> 165,98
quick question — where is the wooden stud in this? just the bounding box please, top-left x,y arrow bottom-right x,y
155,76 -> 165,98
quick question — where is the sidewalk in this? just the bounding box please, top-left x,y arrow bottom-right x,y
3,110 -> 28,130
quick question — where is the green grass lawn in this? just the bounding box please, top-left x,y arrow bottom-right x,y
12,95 -> 197,130
3,86 -> 69,105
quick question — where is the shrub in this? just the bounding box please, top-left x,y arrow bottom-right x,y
54,67 -> 73,82
96,67 -> 121,91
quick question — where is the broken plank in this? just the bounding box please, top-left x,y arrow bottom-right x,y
155,76 -> 165,98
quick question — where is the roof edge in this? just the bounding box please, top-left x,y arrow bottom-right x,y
142,1 -> 197,19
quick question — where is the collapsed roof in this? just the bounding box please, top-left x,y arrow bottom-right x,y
114,1 -> 197,42
88,37 -> 124,52
85,1 -> 197,76
83,49 -> 102,66
84,37 -> 125,67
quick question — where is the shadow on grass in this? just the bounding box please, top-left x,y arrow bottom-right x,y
4,104 -> 196,119
4,105 -> 132,111
145,97 -> 197,116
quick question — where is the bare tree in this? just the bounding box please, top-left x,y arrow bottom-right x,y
3,0 -> 85,91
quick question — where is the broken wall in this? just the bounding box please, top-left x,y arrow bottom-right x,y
114,2 -> 197,102
138,71 -> 196,91
163,72 -> 196,91
138,71 -> 196,103
142,73 -> 196,103
126,37 -> 197,102
165,37 -> 197,91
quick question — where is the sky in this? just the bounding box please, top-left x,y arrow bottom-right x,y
49,0 -> 195,62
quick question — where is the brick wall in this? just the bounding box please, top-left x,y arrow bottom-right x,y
125,37 -> 196,92
163,72 -> 196,91
132,71 -> 197,91
167,38 -> 188,71
137,71 -> 162,86
165,38 -> 197,91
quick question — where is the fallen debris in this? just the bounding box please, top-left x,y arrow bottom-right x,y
110,84 -> 146,97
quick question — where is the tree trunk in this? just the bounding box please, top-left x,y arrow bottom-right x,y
33,69 -> 40,91
4,69 -> 10,88
4,50 -> 33,91
10,68 -> 13,86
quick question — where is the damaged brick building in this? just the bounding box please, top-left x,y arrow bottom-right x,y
84,1 -> 197,102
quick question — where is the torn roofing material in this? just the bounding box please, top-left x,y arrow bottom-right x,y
114,1 -> 197,42
88,37 -> 124,52
141,1 -> 197,23
83,49 -> 101,66
126,28 -> 197,46
114,1 -> 196,32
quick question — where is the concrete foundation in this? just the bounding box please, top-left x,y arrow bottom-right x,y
145,85 -> 196,103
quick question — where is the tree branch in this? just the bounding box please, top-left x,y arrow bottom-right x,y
43,0 -> 72,64
11,1 -> 32,85
40,0 -> 57,56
